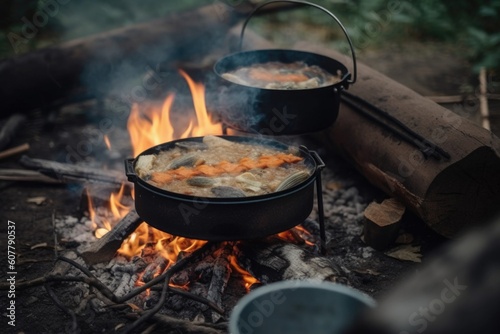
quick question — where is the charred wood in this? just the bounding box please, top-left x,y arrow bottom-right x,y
206,242 -> 233,322
0,169 -> 62,183
235,238 -> 348,284
20,155 -> 126,185
81,210 -> 142,265
142,255 -> 169,283
127,312 -> 227,334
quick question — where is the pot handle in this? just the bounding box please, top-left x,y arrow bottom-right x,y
303,147 -> 325,171
239,0 -> 357,84
124,158 -> 137,182
311,151 -> 326,171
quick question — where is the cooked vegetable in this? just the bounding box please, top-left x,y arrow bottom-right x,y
222,61 -> 342,90
136,137 -> 311,197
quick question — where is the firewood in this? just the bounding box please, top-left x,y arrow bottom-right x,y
19,155 -> 126,185
0,169 -> 62,183
235,238 -> 348,284
298,42 -> 500,238
142,255 -> 169,283
0,114 -> 26,150
363,198 -> 406,250
206,242 -> 232,322
0,143 -> 29,160
81,210 -> 142,265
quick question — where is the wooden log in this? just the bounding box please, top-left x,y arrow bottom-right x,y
81,210 -> 142,265
206,242 -> 232,322
235,238 -> 348,284
1,4 -> 243,114
19,155 -> 126,185
297,42 -> 500,238
0,169 -> 62,183
363,198 -> 406,250
0,143 -> 30,160
142,255 -> 169,283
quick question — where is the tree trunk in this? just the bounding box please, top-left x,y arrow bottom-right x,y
299,42 -> 500,238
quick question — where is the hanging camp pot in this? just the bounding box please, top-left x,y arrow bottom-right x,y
213,0 -> 357,135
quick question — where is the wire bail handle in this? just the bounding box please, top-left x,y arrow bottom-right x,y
238,0 -> 357,84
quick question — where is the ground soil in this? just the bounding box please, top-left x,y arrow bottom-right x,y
0,32 -> 498,334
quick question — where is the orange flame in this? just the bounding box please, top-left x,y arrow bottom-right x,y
229,255 -> 259,291
103,135 -> 112,150
127,70 -> 222,158
87,183 -> 131,239
119,70 -> 223,260
90,71 -> 264,291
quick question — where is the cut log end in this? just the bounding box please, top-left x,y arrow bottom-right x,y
363,198 -> 406,250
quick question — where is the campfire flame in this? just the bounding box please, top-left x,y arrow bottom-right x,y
87,183 -> 130,239
88,70 -> 251,288
127,70 -> 222,157
89,70 -> 311,291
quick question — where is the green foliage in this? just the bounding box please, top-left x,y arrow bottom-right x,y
322,0 -> 500,72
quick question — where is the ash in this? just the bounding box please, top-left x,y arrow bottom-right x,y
49,155 -> 415,327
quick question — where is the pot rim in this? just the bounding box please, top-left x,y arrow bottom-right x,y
229,280 -> 377,333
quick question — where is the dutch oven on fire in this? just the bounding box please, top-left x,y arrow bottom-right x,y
212,0 -> 357,135
125,136 -> 324,241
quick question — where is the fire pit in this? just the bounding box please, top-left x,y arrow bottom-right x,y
3,1 -> 499,333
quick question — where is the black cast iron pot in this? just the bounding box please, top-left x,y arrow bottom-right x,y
125,136 -> 324,241
212,0 -> 357,135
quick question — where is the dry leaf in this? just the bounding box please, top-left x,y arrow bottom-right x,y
385,244 -> 422,262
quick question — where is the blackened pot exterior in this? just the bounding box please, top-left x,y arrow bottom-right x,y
125,136 -> 322,241
212,49 -> 350,135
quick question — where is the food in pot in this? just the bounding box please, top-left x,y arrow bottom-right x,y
221,61 -> 342,89
135,136 -> 312,197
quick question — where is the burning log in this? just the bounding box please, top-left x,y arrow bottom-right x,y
142,255 -> 169,283
19,155 -> 126,185
235,238 -> 348,284
297,42 -> 500,238
206,242 -> 233,322
81,210 -> 142,265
